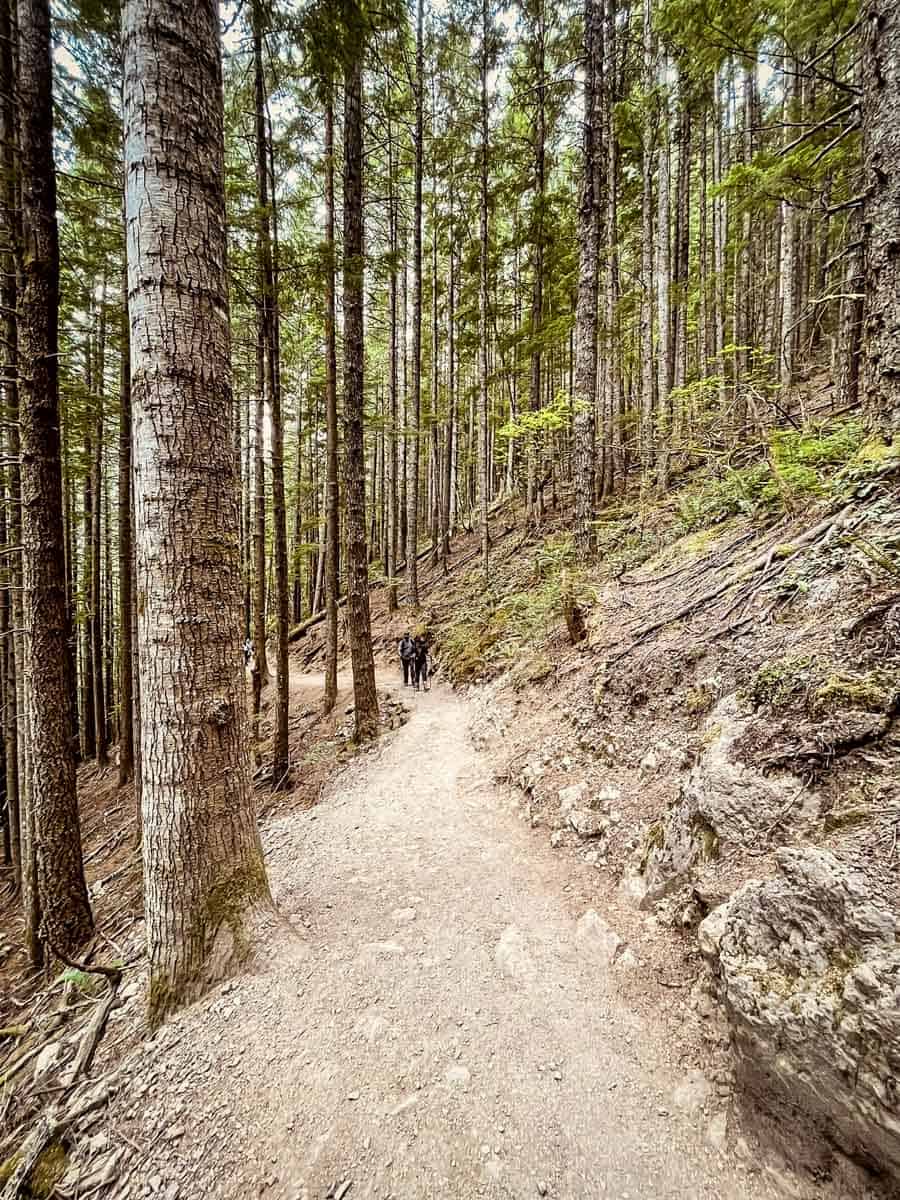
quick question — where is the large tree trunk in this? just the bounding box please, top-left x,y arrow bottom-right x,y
440,173 -> 454,572
0,0 -> 20,890
386,115 -> 400,609
779,60 -> 797,402
252,5 -> 289,784
573,0 -> 603,558
862,0 -> 900,434
323,96 -> 340,711
672,83 -> 691,396
81,414 -> 96,761
123,0 -> 274,1024
17,0 -> 93,959
478,0 -> 491,581
118,264 -> 135,789
712,71 -> 728,417
527,3 -> 546,525
655,58 -> 672,492
91,288 -> 109,766
250,324 -> 266,758
342,52 -> 379,742
603,0 -> 624,498
407,0 -> 424,608
291,396 -> 302,626
639,0 -> 655,473
429,128 -> 440,572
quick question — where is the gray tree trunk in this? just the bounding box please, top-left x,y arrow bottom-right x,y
573,0 -> 603,557
18,0 -> 93,959
639,0 -> 656,473
386,114 -> 399,610
252,7 -> 289,783
655,59 -> 671,492
342,51 -> 380,741
91,285 -> 108,766
118,263 -> 135,789
323,96 -> 340,710
862,0 -> 900,433
123,0 -> 274,1024
407,0 -> 424,607
479,0 -> 491,581
0,0 -> 20,890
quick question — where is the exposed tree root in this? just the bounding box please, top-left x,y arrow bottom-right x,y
0,1086 -> 110,1200
609,504 -> 858,664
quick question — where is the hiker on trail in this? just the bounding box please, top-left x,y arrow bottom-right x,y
413,635 -> 430,692
399,632 -> 416,686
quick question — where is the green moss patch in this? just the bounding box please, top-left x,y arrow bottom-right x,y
0,1142 -> 68,1198
744,656 -> 813,711
808,672 -> 894,719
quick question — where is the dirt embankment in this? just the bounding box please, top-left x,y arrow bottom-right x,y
2,436 -> 898,1199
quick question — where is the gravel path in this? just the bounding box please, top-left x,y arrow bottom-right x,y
117,672 -> 780,1200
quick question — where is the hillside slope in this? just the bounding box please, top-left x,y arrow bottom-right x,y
311,422 -> 900,1195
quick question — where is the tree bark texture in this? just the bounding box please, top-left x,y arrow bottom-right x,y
323,96 -> 339,711
91,291 -> 109,766
17,0 -> 93,957
407,0 -> 424,608
478,0 -> 491,581
386,116 -> 400,609
123,0 -> 273,1023
573,0 -> 602,558
342,53 -> 379,742
0,0 -> 20,889
639,0 -> 655,471
118,264 -> 135,788
862,0 -> 900,433
252,7 -> 289,784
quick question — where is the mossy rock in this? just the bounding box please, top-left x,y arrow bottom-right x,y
511,652 -> 553,691
439,615 -> 505,684
683,684 -> 715,717
0,1154 -> 18,1188
808,672 -> 894,719
640,820 -> 666,871
743,656 -> 813,711
691,814 -> 720,861
852,437 -> 900,469
0,1141 -> 68,1198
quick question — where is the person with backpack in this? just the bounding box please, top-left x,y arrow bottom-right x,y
413,635 -> 430,692
398,632 -> 416,686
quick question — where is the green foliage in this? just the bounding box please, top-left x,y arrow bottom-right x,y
438,535 -> 594,684
60,967 -> 103,996
744,656 -> 814,711
744,658 -> 897,720
808,672 -> 895,719
676,419 -> 867,532
497,390 -> 572,442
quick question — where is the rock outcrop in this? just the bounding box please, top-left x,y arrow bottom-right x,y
638,697 -> 802,904
699,848 -> 900,1178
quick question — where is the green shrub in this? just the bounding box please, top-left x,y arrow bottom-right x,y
675,418 -> 868,533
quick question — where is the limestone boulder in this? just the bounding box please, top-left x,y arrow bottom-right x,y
702,848 -> 900,1177
639,696 -> 799,903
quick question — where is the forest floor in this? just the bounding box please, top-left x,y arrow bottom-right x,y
106,663 -> 780,1200
4,431 -> 897,1199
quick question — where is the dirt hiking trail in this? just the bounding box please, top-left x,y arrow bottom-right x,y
113,670 -> 780,1200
